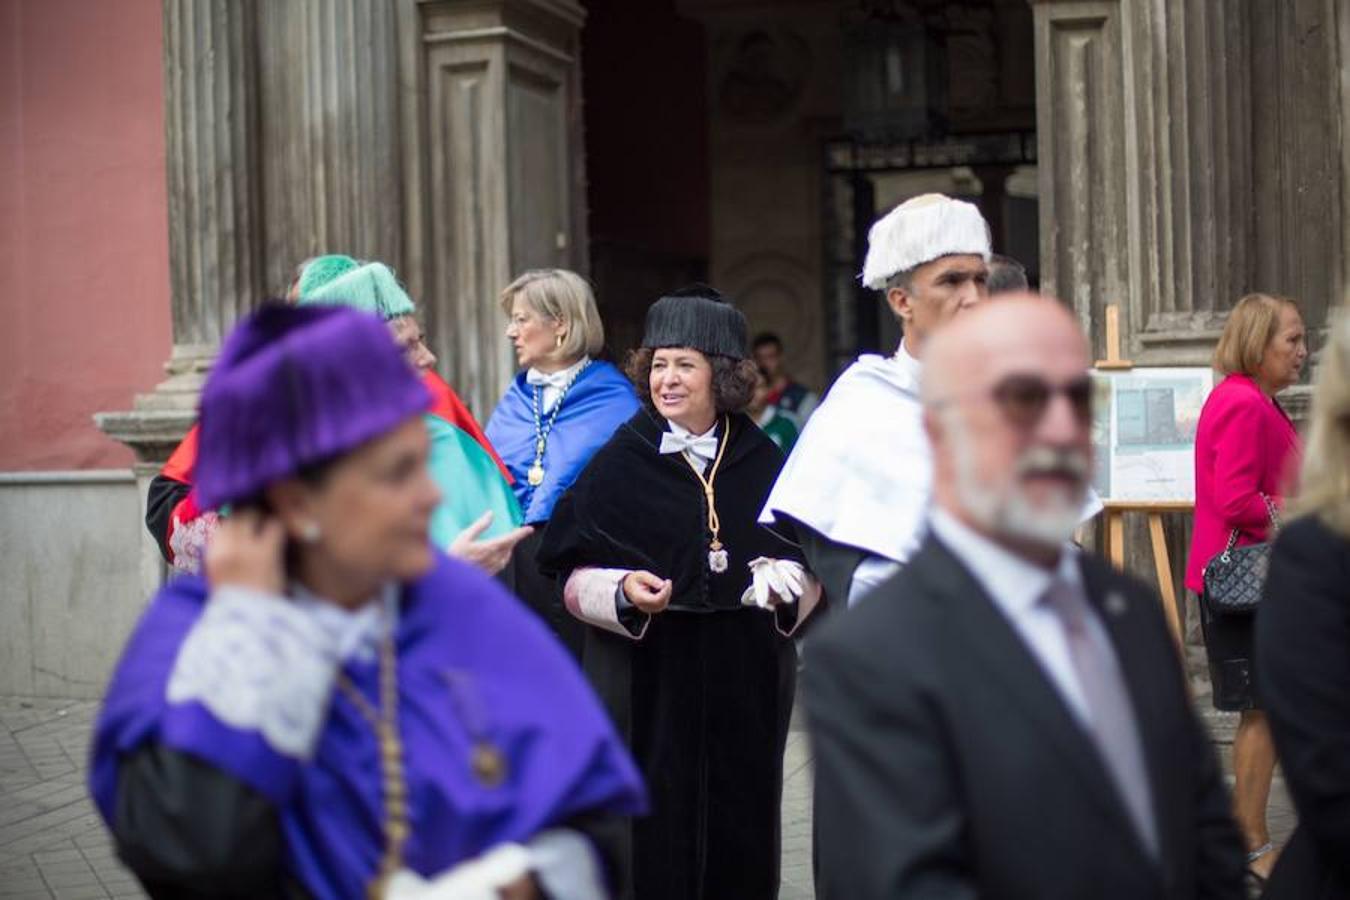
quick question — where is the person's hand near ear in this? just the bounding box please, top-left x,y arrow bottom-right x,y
204,508 -> 287,596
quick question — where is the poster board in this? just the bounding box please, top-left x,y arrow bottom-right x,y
1090,367 -> 1215,504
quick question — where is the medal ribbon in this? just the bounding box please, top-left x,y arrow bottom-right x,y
528,360 -> 592,486
679,415 -> 731,562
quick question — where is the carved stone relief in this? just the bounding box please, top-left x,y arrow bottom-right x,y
720,251 -> 824,391
714,27 -> 811,125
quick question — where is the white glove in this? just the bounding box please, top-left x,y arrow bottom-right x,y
741,557 -> 806,609
385,843 -> 532,898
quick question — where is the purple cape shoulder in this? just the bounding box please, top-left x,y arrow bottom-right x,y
90,552 -> 645,894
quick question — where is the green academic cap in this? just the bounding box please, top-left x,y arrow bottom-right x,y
298,260 -> 416,322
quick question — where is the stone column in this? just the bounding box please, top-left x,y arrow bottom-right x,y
96,0 -> 263,595
409,0 -> 589,417
1032,0 -> 1245,363
1249,0 -> 1344,352
1031,0 -> 1343,365
255,0 -> 406,291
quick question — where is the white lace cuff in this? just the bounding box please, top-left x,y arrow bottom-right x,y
564,568 -> 649,640
165,586 -> 344,759
168,510 -> 218,576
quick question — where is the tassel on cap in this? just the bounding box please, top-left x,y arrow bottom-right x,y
295,254 -> 360,298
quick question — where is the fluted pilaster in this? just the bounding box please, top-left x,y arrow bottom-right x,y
164,0 -> 263,360
256,0 -> 405,291
1032,0 -> 1343,366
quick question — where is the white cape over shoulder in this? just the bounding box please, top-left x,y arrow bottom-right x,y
759,351 -> 1105,569
760,353 -> 931,565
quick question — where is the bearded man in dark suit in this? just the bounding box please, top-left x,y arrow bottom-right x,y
804,294 -> 1244,899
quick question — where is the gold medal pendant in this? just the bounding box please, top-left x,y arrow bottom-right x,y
472,741 -> 508,787
708,542 -> 729,573
527,464 -> 545,487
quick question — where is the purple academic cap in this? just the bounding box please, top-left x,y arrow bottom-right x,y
194,302 -> 431,509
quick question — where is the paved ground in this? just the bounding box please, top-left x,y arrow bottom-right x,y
0,695 -> 1292,899
0,699 -> 142,899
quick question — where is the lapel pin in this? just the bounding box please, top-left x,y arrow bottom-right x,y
1104,592 -> 1128,617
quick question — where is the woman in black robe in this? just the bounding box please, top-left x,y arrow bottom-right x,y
537,285 -> 824,900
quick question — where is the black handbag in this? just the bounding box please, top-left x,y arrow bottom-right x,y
1201,495 -> 1281,617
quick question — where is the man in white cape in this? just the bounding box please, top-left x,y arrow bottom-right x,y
761,193 -> 1101,605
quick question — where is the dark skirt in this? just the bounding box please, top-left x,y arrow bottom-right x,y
1196,591 -> 1260,711
583,607 -> 797,900
501,528 -> 585,659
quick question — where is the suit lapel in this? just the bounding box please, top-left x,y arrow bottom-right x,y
1078,557 -> 1178,875
910,538 -> 1160,862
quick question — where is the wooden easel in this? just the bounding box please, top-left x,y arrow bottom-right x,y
1095,305 -> 1190,654
1102,501 -> 1188,653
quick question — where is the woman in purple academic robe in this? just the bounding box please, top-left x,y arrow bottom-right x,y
89,304 -> 645,900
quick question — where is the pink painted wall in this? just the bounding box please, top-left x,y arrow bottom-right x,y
0,0 -> 170,470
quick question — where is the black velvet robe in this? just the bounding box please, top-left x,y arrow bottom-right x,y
538,409 -> 805,900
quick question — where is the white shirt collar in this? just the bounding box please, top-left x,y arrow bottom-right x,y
668,419 -> 716,442
893,339 -> 923,383
928,508 -> 1082,617
527,356 -> 590,413
526,355 -> 590,387
288,581 -> 398,663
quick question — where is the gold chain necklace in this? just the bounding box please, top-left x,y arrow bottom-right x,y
334,624 -> 512,897
679,415 -> 731,573
336,624 -> 407,899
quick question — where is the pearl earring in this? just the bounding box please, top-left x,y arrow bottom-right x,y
555,332 -> 564,350
300,521 -> 321,543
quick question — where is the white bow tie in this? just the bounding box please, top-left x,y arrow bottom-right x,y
659,431 -> 718,462
526,369 -> 572,389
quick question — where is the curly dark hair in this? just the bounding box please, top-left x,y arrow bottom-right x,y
624,347 -> 759,415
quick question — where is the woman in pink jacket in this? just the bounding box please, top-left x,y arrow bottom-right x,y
1186,292 -> 1306,886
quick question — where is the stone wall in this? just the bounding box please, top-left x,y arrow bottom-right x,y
0,473 -> 144,700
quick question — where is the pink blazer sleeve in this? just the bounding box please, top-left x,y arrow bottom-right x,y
1208,396 -> 1276,530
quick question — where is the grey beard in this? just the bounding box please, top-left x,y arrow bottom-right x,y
950,419 -> 1088,549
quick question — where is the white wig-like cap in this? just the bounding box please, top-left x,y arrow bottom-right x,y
861,193 -> 992,290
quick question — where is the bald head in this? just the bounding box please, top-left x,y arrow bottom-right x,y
922,293 -> 1088,405
922,293 -> 1093,562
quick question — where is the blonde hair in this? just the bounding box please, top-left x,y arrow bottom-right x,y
1294,309 -> 1350,536
1213,292 -> 1302,377
499,269 -> 605,361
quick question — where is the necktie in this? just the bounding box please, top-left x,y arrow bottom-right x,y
659,431 -> 718,468
1042,577 -> 1159,859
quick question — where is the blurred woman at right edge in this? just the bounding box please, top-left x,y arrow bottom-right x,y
1257,308 -> 1350,899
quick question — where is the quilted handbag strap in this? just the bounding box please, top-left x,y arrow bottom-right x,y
1218,494 -> 1281,564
